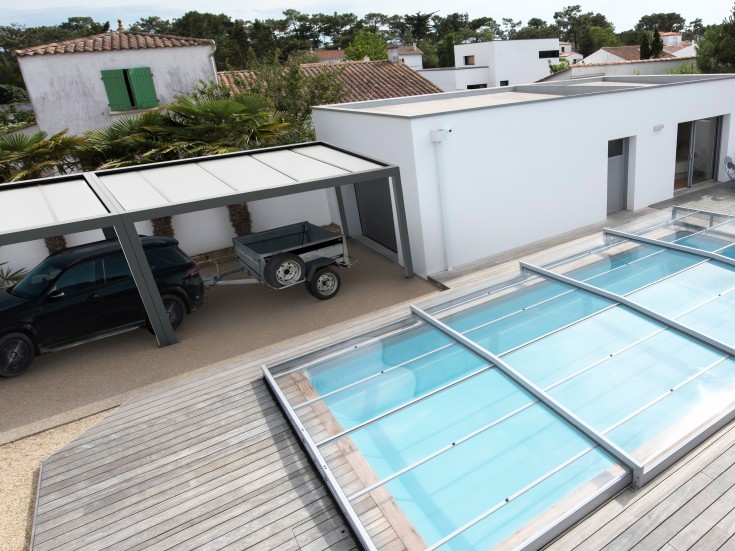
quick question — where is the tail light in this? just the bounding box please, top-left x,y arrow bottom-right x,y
185,265 -> 200,279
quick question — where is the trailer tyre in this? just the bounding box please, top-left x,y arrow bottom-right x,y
307,267 -> 341,300
265,253 -> 305,288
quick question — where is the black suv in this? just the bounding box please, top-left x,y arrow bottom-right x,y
0,237 -> 204,377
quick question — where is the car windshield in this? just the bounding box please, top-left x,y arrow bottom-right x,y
11,258 -> 64,298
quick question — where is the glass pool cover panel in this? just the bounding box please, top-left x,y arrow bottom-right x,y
269,321 -> 626,550
264,209 -> 735,551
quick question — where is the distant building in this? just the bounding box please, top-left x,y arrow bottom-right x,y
14,22 -> 217,136
583,45 -> 675,65
388,44 -> 424,70
660,31 -> 683,47
560,51 -> 584,64
419,38 -> 560,91
310,49 -> 346,63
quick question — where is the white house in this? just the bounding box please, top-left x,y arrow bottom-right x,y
14,24 -> 218,136
660,31 -> 683,47
583,45 -> 675,65
390,44 -> 424,70
560,51 -> 584,64
312,75 -> 735,277
454,38 -> 560,87
416,66 -> 492,91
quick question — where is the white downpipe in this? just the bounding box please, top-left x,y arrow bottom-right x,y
431,129 -> 453,271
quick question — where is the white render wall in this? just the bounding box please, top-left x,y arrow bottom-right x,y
542,57 -> 697,82
1,191 -> 334,272
582,49 -> 626,65
19,45 -> 217,136
314,77 -> 735,277
417,67 -> 492,91
401,54 -> 423,70
454,39 -> 559,87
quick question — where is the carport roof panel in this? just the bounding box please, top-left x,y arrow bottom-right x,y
295,145 -> 383,173
201,156 -> 296,192
0,178 -> 109,234
252,150 -> 350,181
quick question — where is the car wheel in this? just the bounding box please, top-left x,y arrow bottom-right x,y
0,333 -> 35,378
307,267 -> 341,300
264,253 -> 305,288
162,295 -> 186,330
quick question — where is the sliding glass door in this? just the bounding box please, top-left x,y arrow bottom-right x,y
675,117 -> 721,190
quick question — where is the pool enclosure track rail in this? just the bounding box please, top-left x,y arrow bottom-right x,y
520,263 -> 735,360
604,228 -> 735,268
410,305 -> 644,482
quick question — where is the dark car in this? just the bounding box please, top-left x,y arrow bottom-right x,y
0,237 -> 204,377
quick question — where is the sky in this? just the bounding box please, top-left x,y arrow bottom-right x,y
2,0 -> 733,31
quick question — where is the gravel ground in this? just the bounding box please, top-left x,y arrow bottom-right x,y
0,412 -> 109,551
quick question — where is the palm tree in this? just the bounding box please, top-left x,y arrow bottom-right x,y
0,130 -> 85,252
81,91 -> 289,237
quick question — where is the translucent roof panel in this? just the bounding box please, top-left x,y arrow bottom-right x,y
252,150 -> 349,181
0,179 -> 109,234
136,164 -> 237,203
295,144 -> 383,172
100,172 -> 169,211
199,156 -> 296,192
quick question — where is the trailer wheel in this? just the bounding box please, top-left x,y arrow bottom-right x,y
307,267 -> 341,300
265,253 -> 305,288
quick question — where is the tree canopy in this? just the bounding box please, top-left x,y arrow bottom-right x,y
696,5 -> 735,73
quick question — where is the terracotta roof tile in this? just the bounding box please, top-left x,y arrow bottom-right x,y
311,49 -> 345,61
218,60 -> 441,104
15,31 -> 214,57
393,45 -> 424,55
599,46 -> 675,61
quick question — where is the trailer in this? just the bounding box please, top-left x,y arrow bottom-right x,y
205,222 -> 352,300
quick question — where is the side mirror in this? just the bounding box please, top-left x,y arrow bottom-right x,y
47,289 -> 65,300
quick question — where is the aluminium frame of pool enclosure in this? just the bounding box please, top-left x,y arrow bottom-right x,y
0,142 -> 413,349
264,205 -> 735,551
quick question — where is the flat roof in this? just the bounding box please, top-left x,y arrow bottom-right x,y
314,75 -> 735,119
355,91 -> 560,117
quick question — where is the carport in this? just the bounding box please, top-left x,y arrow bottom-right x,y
0,142 -> 413,347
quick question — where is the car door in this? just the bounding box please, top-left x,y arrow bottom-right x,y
35,260 -> 102,348
95,253 -> 146,329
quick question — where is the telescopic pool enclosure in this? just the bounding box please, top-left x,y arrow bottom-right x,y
264,206 -> 735,551
0,142 -> 412,347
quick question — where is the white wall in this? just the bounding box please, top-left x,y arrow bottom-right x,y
401,54 -> 423,70
417,67 -> 492,91
454,39 -> 559,87
19,45 -> 217,136
583,50 -> 625,65
542,57 -> 698,82
313,77 -> 735,277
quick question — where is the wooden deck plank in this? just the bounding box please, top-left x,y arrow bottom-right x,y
33,439 -> 306,548
667,482 -> 735,550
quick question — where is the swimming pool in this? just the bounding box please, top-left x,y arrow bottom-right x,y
264,207 -> 735,550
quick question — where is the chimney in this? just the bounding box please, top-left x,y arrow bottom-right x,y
387,45 -> 399,63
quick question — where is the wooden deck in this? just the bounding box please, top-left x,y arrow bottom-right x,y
30,195 -> 735,551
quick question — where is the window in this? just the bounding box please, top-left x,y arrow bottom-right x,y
499,80 -> 509,86
467,84 -> 488,89
464,55 -> 475,65
51,262 -> 97,295
101,67 -> 159,111
103,255 -> 132,284
539,50 -> 560,59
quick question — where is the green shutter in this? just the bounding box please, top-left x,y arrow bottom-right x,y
127,67 -> 159,109
101,69 -> 132,111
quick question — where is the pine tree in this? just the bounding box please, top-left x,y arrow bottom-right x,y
639,34 -> 652,59
650,29 -> 664,58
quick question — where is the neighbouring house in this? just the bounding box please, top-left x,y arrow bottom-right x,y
13,22 -> 217,136
660,31 -> 683,47
309,48 -> 346,63
665,41 -> 697,57
218,59 -> 441,103
419,38 -> 560,91
312,74 -> 735,277
560,50 -> 584,64
539,55 -> 698,82
389,44 -> 424,70
582,45 -> 675,64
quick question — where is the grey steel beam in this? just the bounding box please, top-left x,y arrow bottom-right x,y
333,185 -> 350,237
389,168 -> 414,278
410,305 -> 644,484
0,216 -> 117,246
520,262 -> 735,358
604,227 -> 735,268
113,219 -> 177,347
